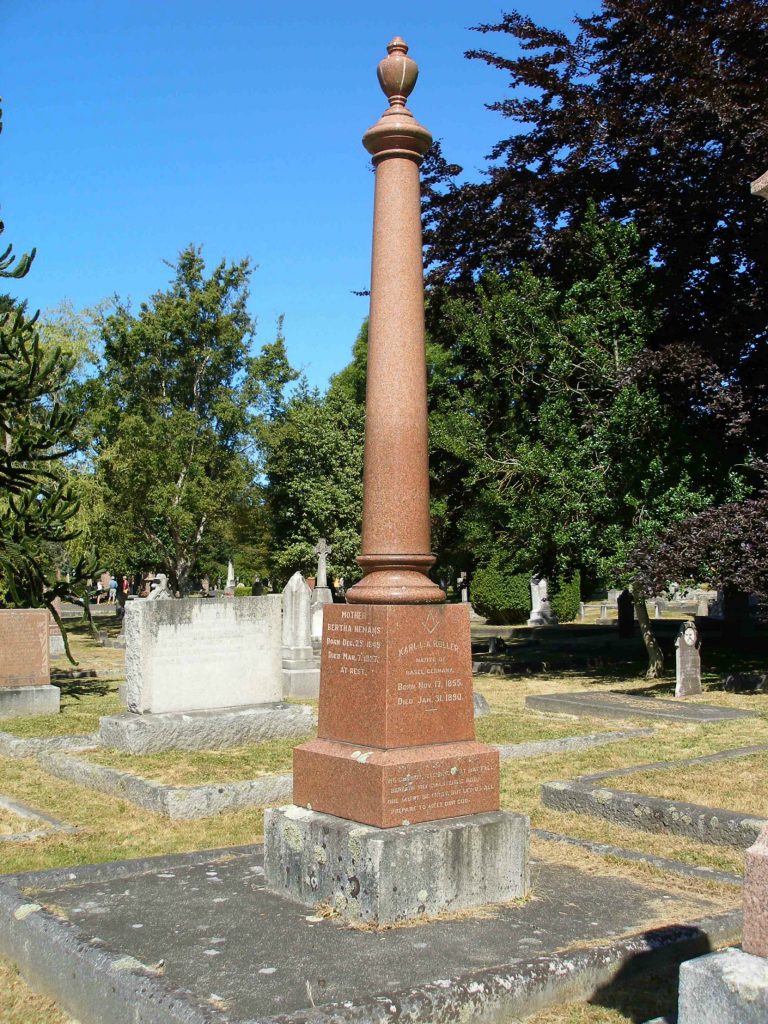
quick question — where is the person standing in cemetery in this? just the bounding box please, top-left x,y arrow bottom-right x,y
108,575 -> 118,604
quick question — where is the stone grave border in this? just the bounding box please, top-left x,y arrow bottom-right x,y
0,793 -> 78,843
0,844 -> 742,1024
33,728 -> 651,820
526,691 -> 755,723
542,744 -> 768,848
38,749 -> 293,819
0,730 -> 96,760
532,829 -> 743,888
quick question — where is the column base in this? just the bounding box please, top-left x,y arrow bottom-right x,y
294,737 -> 499,828
264,805 -> 529,925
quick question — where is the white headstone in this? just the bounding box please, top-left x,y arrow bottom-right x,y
124,596 -> 282,714
226,560 -> 236,591
282,571 -> 319,698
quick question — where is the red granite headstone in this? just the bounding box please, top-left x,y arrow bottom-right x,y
0,609 -> 50,687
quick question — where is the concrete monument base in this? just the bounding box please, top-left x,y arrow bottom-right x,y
97,702 -> 314,754
0,684 -> 60,719
282,666 -> 320,699
264,805 -> 529,925
677,947 -> 768,1023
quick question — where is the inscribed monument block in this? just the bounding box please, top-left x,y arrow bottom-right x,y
0,609 -> 49,687
124,596 -> 281,714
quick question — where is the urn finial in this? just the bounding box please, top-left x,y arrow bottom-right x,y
377,37 -> 418,109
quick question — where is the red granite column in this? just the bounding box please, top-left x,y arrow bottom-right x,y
346,37 -> 444,606
291,39 -> 500,829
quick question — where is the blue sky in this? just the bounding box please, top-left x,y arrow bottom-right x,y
3,1 -> 591,389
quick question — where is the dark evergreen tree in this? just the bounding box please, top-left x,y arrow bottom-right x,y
0,105 -> 95,653
423,0 -> 768,412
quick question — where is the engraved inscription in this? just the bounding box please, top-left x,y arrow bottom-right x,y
383,761 -> 495,818
324,611 -> 382,678
393,637 -> 470,713
0,610 -> 48,686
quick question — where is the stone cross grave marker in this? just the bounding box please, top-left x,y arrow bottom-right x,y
310,538 -> 334,652
675,620 -> 702,697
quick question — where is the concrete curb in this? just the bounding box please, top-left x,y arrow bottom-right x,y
532,829 -> 743,887
0,883 -> 216,1024
493,728 -> 654,760
0,730 -> 96,760
0,851 -> 741,1024
299,912 -> 742,1024
0,794 -> 78,843
38,750 -> 292,819
542,779 -> 766,848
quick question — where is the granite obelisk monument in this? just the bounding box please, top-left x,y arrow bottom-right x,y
265,38 -> 529,925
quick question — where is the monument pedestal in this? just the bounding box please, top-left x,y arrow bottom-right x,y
294,737 -> 498,828
266,600 -> 530,921
0,684 -> 60,719
265,806 -> 529,926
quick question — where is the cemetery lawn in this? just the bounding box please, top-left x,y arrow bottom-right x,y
0,806 -> 39,836
85,736 -> 311,784
52,619 -> 126,675
0,958 -> 72,1024
614,750 -> 768,818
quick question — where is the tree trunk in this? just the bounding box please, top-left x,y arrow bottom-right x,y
632,583 -> 664,678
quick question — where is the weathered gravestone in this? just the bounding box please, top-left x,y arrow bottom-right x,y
282,572 -> 320,698
675,822 -> 768,1022
98,595 -> 311,752
528,576 -> 557,625
0,609 -> 60,717
310,538 -> 333,652
617,589 -> 634,638
675,620 -> 702,697
265,39 -> 528,926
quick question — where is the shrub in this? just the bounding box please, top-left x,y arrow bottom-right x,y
551,571 -> 581,622
234,585 -> 251,597
471,560 -> 530,624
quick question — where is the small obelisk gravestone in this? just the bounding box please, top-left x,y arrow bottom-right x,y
675,620 -> 702,697
265,37 -> 529,925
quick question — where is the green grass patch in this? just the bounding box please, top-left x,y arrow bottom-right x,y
1,685 -> 123,738
475,712 -> 613,745
85,736 -> 312,786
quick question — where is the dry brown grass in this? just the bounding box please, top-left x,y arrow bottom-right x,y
0,957 -> 74,1024
0,658 -> 763,1024
0,806 -> 44,837
620,750 -> 768,819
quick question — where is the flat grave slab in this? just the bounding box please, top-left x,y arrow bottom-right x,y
0,845 -> 739,1024
527,691 -> 754,723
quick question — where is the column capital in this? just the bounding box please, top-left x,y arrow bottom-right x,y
363,38 -> 432,164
